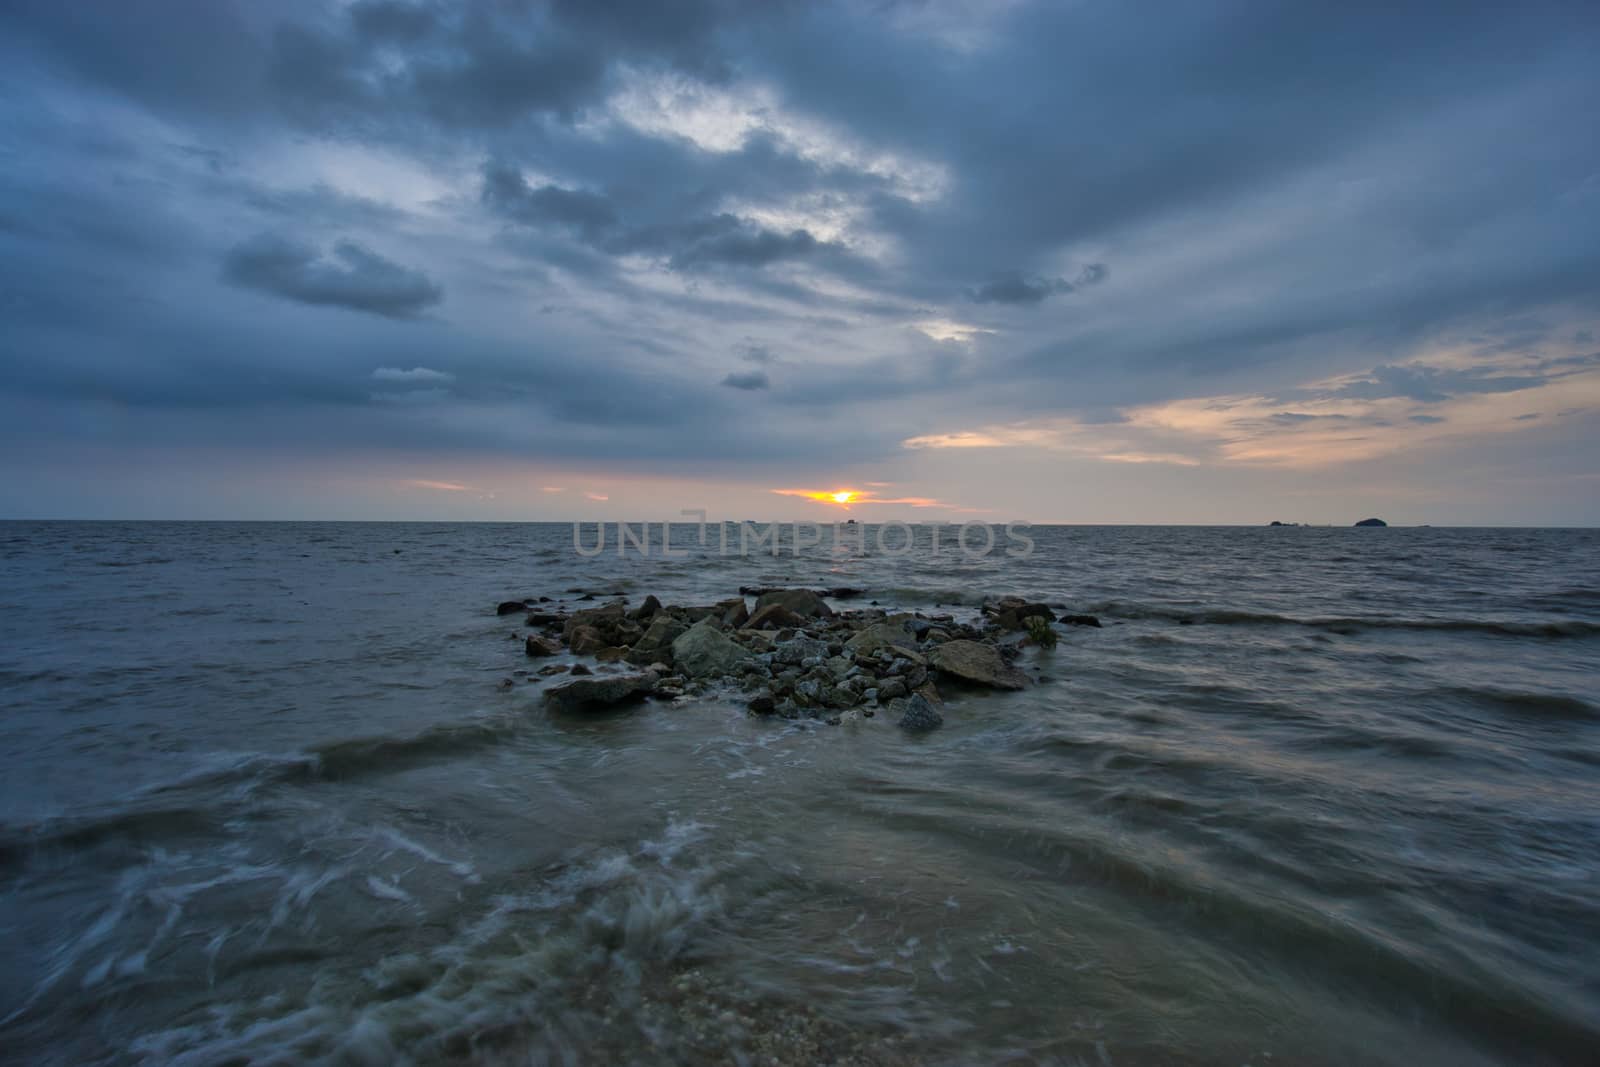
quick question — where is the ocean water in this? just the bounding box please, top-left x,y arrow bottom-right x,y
1,521 -> 1597,1066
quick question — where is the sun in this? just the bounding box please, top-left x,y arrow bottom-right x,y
831,490 -> 857,504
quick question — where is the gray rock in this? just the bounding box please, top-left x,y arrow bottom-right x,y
877,677 -> 908,700
568,625 -> 608,655
627,614 -> 688,665
929,640 -> 1028,690
524,635 -> 562,658
543,671 -> 657,710
629,594 -> 663,622
896,693 -> 944,732
754,588 -> 834,619
671,619 -> 753,678
773,636 -> 830,667
746,603 -> 807,630
846,621 -> 924,661
562,601 -> 627,642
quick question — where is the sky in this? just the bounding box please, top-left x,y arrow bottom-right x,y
1,0 -> 1598,525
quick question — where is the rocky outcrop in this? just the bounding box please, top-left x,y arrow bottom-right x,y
496,599 -> 530,616
543,671 -> 658,710
845,620 -> 920,658
671,619 -> 753,678
1354,517 -> 1388,527
929,640 -> 1028,690
626,614 -> 687,666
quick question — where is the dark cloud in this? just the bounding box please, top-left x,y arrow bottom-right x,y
482,162 -> 848,274
1,0 -> 1598,520
222,235 -> 443,318
720,369 -> 770,391
970,263 -> 1107,305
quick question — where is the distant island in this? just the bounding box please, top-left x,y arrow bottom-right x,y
1268,520 -> 1302,527
1354,517 -> 1388,527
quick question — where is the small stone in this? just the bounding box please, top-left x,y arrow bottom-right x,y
569,663 -> 593,676
496,600 -> 529,616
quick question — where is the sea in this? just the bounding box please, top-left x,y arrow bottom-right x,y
0,521 -> 1597,1066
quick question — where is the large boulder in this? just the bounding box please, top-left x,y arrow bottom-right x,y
985,598 -> 1056,631
496,599 -> 530,616
754,588 -> 833,619
543,671 -> 657,710
671,618 -> 753,678
626,614 -> 687,666
929,640 -> 1027,690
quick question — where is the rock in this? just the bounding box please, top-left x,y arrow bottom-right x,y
671,619 -> 753,678
629,594 -> 662,622
626,614 -> 687,665
524,635 -> 563,658
496,599 -> 530,616
754,588 -> 833,619
525,610 -> 565,627
537,664 -> 570,676
929,640 -> 1027,690
825,586 -> 865,599
562,601 -> 626,642
1059,613 -> 1101,628
1354,517 -> 1388,527
747,603 -> 807,630
773,635 -> 831,667
897,693 -> 944,732
991,602 -> 1056,631
593,647 -> 629,663
543,671 -> 657,711
569,663 -> 593,676
846,620 -> 921,659
718,597 -> 750,628
568,625 -> 609,656
747,693 -> 777,715
877,677 -> 908,701
913,681 -> 943,704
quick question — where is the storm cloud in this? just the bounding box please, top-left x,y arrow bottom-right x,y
0,0 -> 1597,522
223,235 -> 443,318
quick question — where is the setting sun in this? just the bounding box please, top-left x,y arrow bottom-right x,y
831,490 -> 857,504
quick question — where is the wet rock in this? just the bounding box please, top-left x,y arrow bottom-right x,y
825,586 -> 865,599
718,597 -> 750,628
627,614 -> 688,666
747,603 -> 807,630
496,599 -> 530,616
543,671 -> 658,711
537,663 -> 570,676
896,693 -> 943,732
747,693 -> 777,715
569,663 -> 593,676
845,621 -> 921,659
773,635 -> 831,667
877,677 -> 908,701
525,610 -> 565,627
524,635 -> 563,658
1059,614 -> 1102,628
568,625 -> 609,656
754,588 -> 833,619
629,594 -> 663,622
671,619 -> 753,678
594,646 -> 630,663
929,640 -> 1028,690
563,601 -> 626,642
990,601 -> 1056,631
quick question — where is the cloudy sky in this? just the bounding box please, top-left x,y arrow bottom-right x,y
2,0 -> 1597,524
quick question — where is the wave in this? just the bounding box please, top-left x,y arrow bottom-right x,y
1443,687 -> 1599,721
1082,600 -> 1600,637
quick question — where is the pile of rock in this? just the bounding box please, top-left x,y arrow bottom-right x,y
496,588 -> 1099,733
